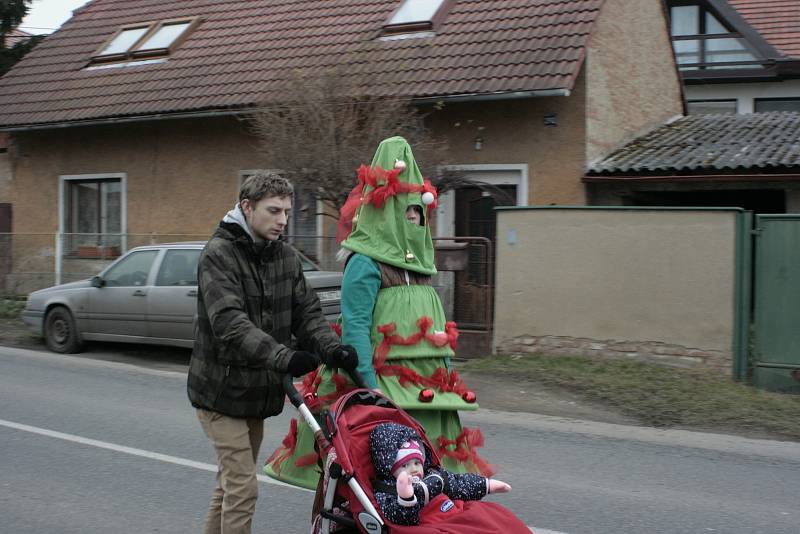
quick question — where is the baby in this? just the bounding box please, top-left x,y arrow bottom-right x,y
368,422 -> 511,526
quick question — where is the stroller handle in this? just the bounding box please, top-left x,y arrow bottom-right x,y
282,364 -> 368,409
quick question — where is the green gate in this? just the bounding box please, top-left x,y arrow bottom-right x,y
753,215 -> 800,392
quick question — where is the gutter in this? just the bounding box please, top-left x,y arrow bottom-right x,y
583,173 -> 800,183
0,108 -> 247,133
413,88 -> 571,105
0,87 -> 572,132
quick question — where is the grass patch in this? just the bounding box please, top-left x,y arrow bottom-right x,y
0,298 -> 25,319
463,354 -> 800,440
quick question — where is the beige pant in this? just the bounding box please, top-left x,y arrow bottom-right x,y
197,409 -> 265,534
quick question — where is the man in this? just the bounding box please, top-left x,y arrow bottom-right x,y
188,171 -> 357,534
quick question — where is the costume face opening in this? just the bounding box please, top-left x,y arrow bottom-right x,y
405,205 -> 424,226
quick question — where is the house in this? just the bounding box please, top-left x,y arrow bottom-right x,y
0,0 -> 682,320
665,0 -> 800,114
584,111 -> 800,212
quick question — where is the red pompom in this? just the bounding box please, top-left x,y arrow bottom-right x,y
462,391 -> 477,403
419,388 -> 435,402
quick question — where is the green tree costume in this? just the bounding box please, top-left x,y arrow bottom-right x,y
264,137 -> 492,489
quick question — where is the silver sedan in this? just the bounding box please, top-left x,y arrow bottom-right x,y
22,242 -> 342,353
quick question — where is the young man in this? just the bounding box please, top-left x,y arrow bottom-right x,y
187,171 -> 357,534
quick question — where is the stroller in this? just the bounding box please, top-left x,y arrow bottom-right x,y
281,373 -> 532,533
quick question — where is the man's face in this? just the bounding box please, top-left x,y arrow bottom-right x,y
241,195 -> 292,241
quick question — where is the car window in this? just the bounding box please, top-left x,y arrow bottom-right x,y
156,249 -> 201,286
102,250 -> 158,287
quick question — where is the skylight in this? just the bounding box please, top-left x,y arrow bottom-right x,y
388,0 -> 445,25
90,18 -> 198,65
383,0 -> 449,36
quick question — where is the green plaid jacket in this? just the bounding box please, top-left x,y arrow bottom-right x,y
187,221 -> 338,419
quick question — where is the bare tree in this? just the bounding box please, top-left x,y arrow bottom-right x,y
248,68 -> 453,212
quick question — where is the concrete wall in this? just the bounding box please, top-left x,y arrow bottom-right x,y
493,208 -> 741,372
585,0 -> 683,164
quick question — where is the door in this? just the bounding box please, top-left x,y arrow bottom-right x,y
147,248 -> 201,341
0,203 -> 10,294
753,215 -> 800,392
453,185 -> 516,328
88,249 -> 159,336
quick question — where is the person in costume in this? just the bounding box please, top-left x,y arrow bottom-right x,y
264,136 -> 492,489
369,422 -> 511,526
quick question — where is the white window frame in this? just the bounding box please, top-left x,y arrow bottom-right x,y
436,164 -> 528,237
57,173 -> 128,283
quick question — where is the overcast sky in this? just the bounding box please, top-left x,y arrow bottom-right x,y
20,0 -> 92,35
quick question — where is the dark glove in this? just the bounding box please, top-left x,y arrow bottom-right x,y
287,351 -> 321,377
325,345 -> 359,371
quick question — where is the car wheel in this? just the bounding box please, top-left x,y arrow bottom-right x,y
44,306 -> 83,353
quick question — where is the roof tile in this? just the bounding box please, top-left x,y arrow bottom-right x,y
0,0 -> 603,128
588,112 -> 800,174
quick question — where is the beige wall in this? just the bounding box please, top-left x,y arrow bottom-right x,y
494,208 -> 740,370
425,80 -> 588,205
11,116 -> 263,236
585,0 -> 683,164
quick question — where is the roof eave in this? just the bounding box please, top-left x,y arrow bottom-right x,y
0,106 -> 251,133
583,172 -> 800,183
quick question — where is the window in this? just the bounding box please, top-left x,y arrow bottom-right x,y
62,176 -> 123,258
103,250 -> 158,287
156,249 -> 200,286
90,18 -> 198,65
669,3 -> 758,71
754,98 -> 800,113
687,100 -> 737,114
383,0 -> 449,36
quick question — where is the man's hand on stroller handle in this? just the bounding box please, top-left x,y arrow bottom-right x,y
324,344 -> 359,372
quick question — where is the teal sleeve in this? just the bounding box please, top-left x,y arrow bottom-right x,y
341,254 -> 382,389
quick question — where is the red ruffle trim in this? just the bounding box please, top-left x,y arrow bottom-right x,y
436,426 -> 496,477
337,164 -> 438,243
264,418 -> 299,476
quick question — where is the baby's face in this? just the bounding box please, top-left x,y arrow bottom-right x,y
396,458 -> 424,478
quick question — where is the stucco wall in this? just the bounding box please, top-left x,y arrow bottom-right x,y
425,78 -> 588,205
11,116 -> 262,237
6,117 -> 265,291
493,208 -> 741,371
585,0 -> 683,164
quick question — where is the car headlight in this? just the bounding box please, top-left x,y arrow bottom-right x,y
316,289 -> 341,303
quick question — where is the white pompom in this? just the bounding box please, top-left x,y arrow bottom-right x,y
394,159 -> 407,170
421,191 -> 435,205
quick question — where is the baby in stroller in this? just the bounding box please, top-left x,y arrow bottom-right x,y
369,422 -> 511,527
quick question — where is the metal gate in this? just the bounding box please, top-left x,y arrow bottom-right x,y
753,214 -> 800,392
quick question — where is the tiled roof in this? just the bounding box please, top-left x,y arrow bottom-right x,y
727,0 -> 800,58
0,0 -> 603,129
587,112 -> 800,175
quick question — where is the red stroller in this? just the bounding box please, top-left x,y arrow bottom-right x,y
282,374 -> 532,533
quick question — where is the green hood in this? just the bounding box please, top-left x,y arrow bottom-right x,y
341,136 -> 436,275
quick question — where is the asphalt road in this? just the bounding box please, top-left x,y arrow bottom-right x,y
1,345 -> 799,534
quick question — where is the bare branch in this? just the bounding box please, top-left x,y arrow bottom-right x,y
246,68 -> 454,211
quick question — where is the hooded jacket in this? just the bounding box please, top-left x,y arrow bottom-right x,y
187,210 -> 338,419
369,422 -> 489,526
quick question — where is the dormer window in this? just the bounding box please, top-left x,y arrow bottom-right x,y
669,3 -> 759,71
382,0 -> 449,37
90,18 -> 198,66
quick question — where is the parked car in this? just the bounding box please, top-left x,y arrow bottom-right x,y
22,242 -> 342,353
